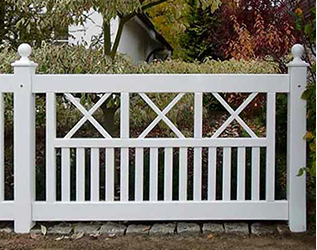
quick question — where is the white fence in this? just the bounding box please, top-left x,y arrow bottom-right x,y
0,44 -> 308,233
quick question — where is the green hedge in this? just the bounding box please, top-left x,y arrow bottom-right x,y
0,44 -> 280,74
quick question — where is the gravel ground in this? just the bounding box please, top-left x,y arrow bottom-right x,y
0,232 -> 315,250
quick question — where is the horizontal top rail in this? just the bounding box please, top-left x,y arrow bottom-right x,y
0,75 -> 18,92
33,74 -> 290,93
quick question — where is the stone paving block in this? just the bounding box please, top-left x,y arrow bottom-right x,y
149,223 -> 176,236
99,222 -> 126,236
224,223 -> 249,235
251,223 -> 277,235
177,223 -> 201,236
48,223 -> 72,235
202,223 -> 224,234
73,223 -> 100,235
126,224 -> 151,236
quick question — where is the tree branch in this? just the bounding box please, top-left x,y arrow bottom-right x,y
141,0 -> 169,11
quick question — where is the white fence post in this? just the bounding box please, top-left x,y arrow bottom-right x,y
287,44 -> 309,232
12,44 -> 37,233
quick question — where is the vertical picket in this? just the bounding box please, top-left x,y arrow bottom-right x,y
120,93 -> 129,201
237,147 -> 246,201
76,148 -> 85,202
0,93 -> 4,202
61,148 -> 70,202
150,148 -> 158,201
135,148 -> 144,201
252,147 -> 260,201
194,93 -> 203,201
222,147 -> 231,201
105,148 -> 114,202
46,93 -> 56,202
91,148 -> 100,201
179,147 -> 188,201
164,147 -> 173,201
266,93 -> 276,201
208,147 -> 217,201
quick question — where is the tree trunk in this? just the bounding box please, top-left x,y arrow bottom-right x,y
100,104 -> 119,137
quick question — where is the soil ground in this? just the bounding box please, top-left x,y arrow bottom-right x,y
0,232 -> 315,250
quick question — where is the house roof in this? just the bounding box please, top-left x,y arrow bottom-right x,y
118,12 -> 173,52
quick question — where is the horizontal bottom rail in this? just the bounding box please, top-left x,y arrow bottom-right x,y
33,201 -> 288,221
54,138 -> 267,148
0,201 -> 15,220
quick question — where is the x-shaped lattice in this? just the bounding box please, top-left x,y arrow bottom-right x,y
211,93 -> 258,138
139,93 -> 185,138
64,93 -> 112,138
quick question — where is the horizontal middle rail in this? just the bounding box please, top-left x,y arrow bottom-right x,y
54,138 -> 267,148
33,74 -> 290,93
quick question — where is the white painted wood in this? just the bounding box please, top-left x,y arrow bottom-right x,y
46,93 -> 56,203
179,148 -> 188,201
222,148 -> 232,201
164,147 -> 173,201
65,93 -> 111,138
0,93 -> 4,202
105,148 -> 115,202
139,93 -> 184,138
237,147 -> 246,201
251,147 -> 260,201
287,45 -> 308,232
65,94 -> 111,138
33,201 -> 289,221
76,148 -> 85,202
0,201 -> 15,220
266,93 -> 276,201
135,148 -> 144,201
54,138 -> 268,148
0,75 -> 18,92
193,93 -> 203,201
139,93 -> 185,138
62,148 -> 71,202
12,47 -> 37,233
208,147 -> 217,201
212,93 -> 258,138
91,148 -> 100,201
150,148 -> 158,201
33,74 -> 290,93
120,93 -> 129,201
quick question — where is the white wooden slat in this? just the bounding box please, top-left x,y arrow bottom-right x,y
0,93 -> 4,202
266,93 -> 276,201
193,93 -> 203,201
0,75 -> 17,92
54,138 -> 268,148
135,148 -> 144,201
208,147 -> 217,201
252,147 -> 260,201
212,93 -> 258,138
222,148 -> 232,201
61,148 -> 70,202
33,200 -> 289,221
164,147 -> 173,201
33,74 -> 290,93
150,148 -> 158,201
91,148 -> 100,201
105,148 -> 114,202
65,93 -> 111,139
179,148 -> 188,201
120,93 -> 129,202
0,201 -> 14,220
139,93 -> 185,138
237,147 -> 246,201
46,93 -> 56,202
139,93 -> 184,138
76,148 -> 85,202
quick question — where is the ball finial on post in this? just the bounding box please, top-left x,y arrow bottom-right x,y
12,43 -> 37,67
287,44 -> 309,67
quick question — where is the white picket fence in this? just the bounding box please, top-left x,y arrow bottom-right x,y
0,44 -> 308,233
